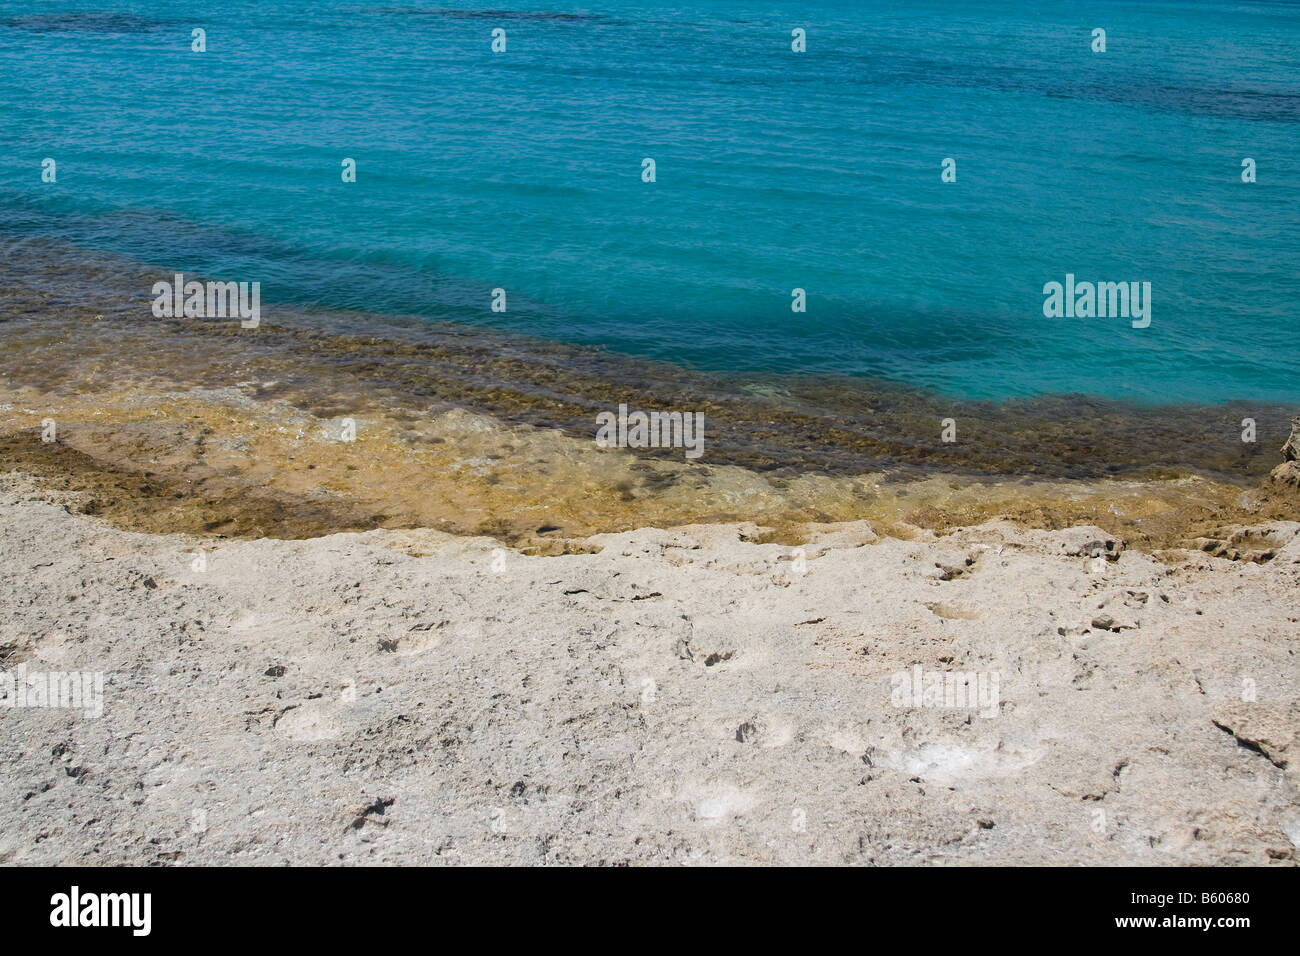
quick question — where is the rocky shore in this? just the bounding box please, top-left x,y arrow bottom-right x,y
1,447 -> 1297,864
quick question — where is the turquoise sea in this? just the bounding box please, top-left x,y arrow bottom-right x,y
2,0 -> 1298,404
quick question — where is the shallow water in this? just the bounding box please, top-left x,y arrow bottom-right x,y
2,238 -> 1296,548
1,237 -> 1292,484
2,0 -> 1298,404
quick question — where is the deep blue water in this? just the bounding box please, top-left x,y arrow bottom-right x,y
2,0 -> 1298,403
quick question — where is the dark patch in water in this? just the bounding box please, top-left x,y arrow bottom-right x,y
0,235 -> 1294,484
1076,80 -> 1300,124
383,7 -> 607,22
1,13 -> 171,35
846,50 -> 1300,124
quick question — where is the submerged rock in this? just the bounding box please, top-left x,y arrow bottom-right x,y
1271,461 -> 1300,490
1262,418 -> 1300,497
1284,417 -> 1300,461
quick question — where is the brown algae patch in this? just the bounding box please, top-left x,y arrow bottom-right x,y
1,380 -> 1294,552
1,243 -> 1292,486
0,382 -> 890,543
0,240 -> 1295,549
